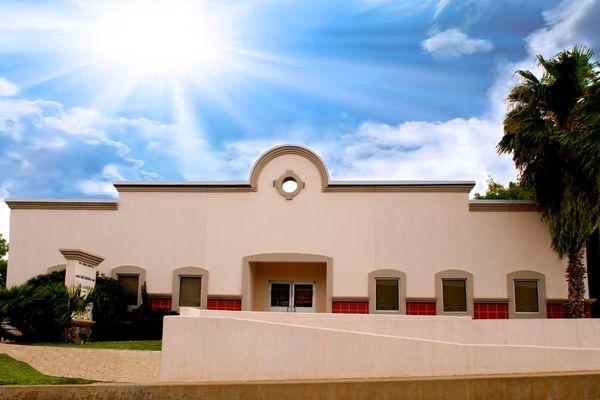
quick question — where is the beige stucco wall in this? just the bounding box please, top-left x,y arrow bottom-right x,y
6,150 -> 574,301
251,262 -> 327,312
186,309 -> 600,348
160,313 -> 600,382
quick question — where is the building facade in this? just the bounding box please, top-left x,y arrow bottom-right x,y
5,145 -> 591,318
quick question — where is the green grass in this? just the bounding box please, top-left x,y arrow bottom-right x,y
0,354 -> 94,385
34,340 -> 162,351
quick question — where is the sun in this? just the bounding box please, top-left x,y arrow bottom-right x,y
88,1 -> 230,74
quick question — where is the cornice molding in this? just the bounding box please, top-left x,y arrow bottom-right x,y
59,249 -> 104,266
114,183 -> 253,193
6,200 -> 118,210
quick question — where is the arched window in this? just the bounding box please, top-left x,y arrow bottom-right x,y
507,271 -> 546,318
111,266 -> 147,308
172,267 -> 209,311
435,270 -> 473,316
368,269 -> 406,314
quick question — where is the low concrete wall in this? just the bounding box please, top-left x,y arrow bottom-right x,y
183,308 -> 600,347
161,311 -> 600,382
0,343 -> 160,383
2,373 -> 600,400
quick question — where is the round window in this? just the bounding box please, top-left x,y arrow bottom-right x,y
282,177 -> 299,194
275,170 -> 304,200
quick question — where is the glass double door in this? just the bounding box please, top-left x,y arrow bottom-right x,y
269,281 -> 315,312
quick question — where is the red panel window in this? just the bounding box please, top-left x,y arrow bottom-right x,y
474,303 -> 509,319
332,301 -> 369,314
406,302 -> 436,315
547,303 -> 591,318
149,297 -> 172,312
207,298 -> 242,311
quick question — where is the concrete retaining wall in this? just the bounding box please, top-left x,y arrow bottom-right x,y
2,373 -> 600,400
161,311 -> 600,382
0,343 -> 160,383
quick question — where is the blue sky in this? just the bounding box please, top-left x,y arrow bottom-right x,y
1,0 -> 599,237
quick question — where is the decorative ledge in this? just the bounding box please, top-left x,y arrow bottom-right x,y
405,297 -> 437,303
6,199 -> 118,210
474,298 -> 509,303
469,200 -> 539,212
114,182 -> 253,193
59,249 -> 105,266
332,296 -> 370,302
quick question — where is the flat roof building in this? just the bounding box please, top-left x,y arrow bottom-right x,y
5,145 -> 590,318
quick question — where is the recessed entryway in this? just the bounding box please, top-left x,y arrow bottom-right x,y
269,281 -> 316,312
242,253 -> 333,313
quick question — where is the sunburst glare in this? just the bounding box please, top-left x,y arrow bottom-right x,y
87,1 -> 231,74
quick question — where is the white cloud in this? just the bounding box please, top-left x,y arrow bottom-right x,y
488,0 -> 600,121
0,183 -> 10,239
0,77 -> 18,97
433,0 -> 450,19
225,0 -> 599,196
422,28 -> 493,58
0,90 -> 178,209
526,0 -> 599,57
222,118 -> 515,195
75,180 -> 118,196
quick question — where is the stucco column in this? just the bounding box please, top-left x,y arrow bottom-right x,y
59,249 -> 104,328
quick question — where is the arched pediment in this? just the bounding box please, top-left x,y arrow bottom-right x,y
249,145 -> 330,190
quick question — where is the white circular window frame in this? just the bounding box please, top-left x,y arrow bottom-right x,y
274,170 -> 305,200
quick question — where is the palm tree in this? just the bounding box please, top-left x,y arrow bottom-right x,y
498,46 -> 600,318
35,283 -> 91,342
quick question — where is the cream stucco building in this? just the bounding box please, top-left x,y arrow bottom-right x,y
5,145 -> 591,319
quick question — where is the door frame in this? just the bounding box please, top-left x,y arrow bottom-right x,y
292,281 -> 316,313
268,281 -> 317,312
268,281 -> 292,312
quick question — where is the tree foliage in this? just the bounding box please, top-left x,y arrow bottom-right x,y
498,46 -> 600,317
0,234 -> 7,288
0,270 -> 90,342
0,271 -> 174,342
474,178 -> 534,200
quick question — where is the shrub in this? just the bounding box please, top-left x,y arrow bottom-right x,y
0,271 -> 176,343
0,272 -> 90,342
88,274 -> 128,341
90,276 -> 176,341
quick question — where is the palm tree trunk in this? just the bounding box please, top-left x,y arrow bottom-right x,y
566,248 -> 586,318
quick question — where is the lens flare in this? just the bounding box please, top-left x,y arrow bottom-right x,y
89,1 -> 229,74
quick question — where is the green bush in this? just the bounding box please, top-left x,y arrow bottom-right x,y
88,274 -> 128,341
0,271 -> 90,342
0,271 -> 176,343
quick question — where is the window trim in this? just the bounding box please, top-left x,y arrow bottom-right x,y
111,265 -> 147,308
441,278 -> 468,313
435,270 -> 473,317
118,274 -> 141,307
368,269 -> 406,314
178,275 -> 204,308
172,267 -> 209,311
507,271 -> 546,319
